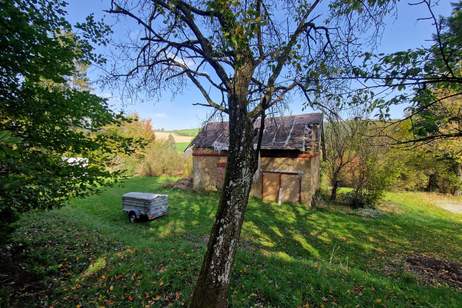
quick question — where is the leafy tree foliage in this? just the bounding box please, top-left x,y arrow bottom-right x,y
324,114 -> 366,201
380,119 -> 462,194
323,115 -> 397,207
345,0 -> 462,142
101,115 -> 192,177
344,122 -> 396,208
316,1 -> 462,204
0,0 -> 136,223
101,114 -> 155,174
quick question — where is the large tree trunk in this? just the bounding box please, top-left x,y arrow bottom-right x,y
189,95 -> 259,307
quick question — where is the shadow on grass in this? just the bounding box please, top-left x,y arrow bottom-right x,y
4,210 -> 461,307
66,176 -> 462,270
3,176 -> 462,307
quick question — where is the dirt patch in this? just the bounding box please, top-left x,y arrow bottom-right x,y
317,203 -> 388,219
163,177 -> 193,190
354,208 -> 382,218
405,255 -> 462,290
434,200 -> 462,214
377,201 -> 403,215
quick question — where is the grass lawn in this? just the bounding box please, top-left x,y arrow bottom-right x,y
1,177 -> 462,307
175,142 -> 190,153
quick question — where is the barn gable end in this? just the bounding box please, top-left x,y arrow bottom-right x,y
190,113 -> 323,205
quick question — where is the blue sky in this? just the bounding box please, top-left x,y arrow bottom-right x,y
66,0 -> 452,130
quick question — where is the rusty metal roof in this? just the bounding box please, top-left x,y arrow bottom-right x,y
190,113 -> 323,151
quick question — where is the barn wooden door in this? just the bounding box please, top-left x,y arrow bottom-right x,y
280,174 -> 301,203
262,172 -> 301,203
262,172 -> 279,202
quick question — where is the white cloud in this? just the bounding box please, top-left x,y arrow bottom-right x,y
153,112 -> 168,118
166,51 -> 196,68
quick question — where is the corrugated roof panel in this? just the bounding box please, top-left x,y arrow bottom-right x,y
190,113 -> 322,151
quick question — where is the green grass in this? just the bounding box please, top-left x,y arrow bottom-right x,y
2,177 -> 462,307
175,142 -> 190,152
166,128 -> 199,137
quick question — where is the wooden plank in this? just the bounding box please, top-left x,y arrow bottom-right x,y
261,171 -> 264,197
299,176 -> 302,203
262,172 -> 279,202
262,170 -> 301,175
193,148 -> 319,159
277,173 -> 282,204
280,174 -> 301,203
192,151 -> 227,157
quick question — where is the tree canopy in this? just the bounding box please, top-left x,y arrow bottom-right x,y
334,0 -> 462,143
0,0 -> 137,223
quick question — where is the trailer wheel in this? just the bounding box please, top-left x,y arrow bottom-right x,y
128,211 -> 137,223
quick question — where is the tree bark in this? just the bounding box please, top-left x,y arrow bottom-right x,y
330,180 -> 339,201
426,173 -> 438,192
330,167 -> 342,201
453,164 -> 462,196
189,93 -> 259,307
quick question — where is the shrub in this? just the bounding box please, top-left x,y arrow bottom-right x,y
137,139 -> 192,177
102,114 -> 155,175
344,189 -> 383,209
104,118 -> 193,178
347,144 -> 395,208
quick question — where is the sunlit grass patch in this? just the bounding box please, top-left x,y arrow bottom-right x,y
80,256 -> 107,278
2,177 -> 462,307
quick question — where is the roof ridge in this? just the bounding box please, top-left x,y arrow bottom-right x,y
204,112 -> 323,125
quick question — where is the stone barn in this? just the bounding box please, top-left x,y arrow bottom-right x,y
189,113 -> 323,206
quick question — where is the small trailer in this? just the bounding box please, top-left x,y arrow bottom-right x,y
122,192 -> 168,223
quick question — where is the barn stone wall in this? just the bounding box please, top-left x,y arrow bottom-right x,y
192,148 -> 320,206
192,149 -> 227,191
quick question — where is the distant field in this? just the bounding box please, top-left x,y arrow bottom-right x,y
155,131 -> 194,143
167,128 -> 199,137
154,132 -> 193,153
